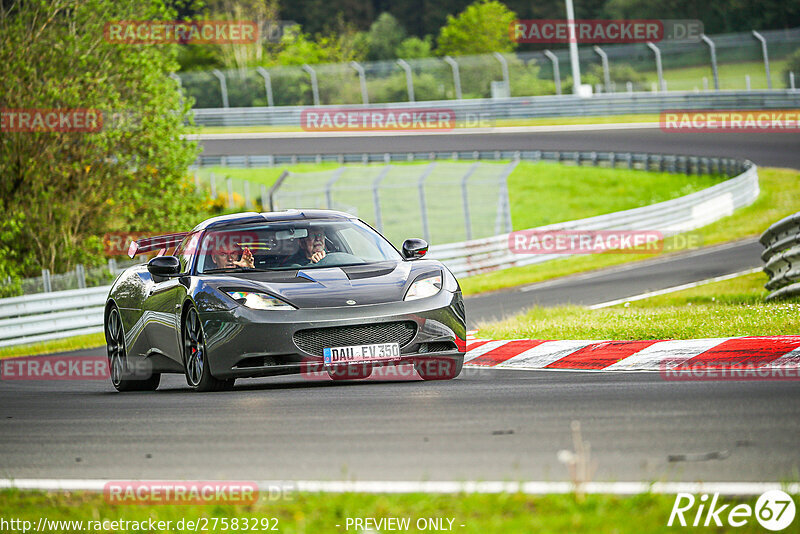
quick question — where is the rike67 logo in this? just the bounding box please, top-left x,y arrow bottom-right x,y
668,491 -> 795,531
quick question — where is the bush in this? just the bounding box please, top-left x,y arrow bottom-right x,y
783,48 -> 800,88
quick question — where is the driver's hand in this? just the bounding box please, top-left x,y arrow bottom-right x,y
234,247 -> 255,268
310,250 -> 326,263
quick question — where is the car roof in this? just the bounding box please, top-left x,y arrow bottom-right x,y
190,209 -> 356,232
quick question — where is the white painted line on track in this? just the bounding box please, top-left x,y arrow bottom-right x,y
188,122 -> 662,141
1,479 -> 796,496
587,267 -> 762,309
517,238 -> 760,294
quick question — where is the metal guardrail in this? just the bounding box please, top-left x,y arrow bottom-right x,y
190,90 -> 800,127
428,160 -> 759,278
0,286 -> 110,348
0,152 -> 758,347
760,212 -> 800,300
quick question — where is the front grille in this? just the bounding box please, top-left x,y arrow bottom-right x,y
293,321 -> 417,356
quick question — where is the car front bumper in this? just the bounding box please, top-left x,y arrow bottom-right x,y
198,289 -> 466,379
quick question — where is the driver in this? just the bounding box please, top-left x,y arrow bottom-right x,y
286,228 -> 327,266
209,241 -> 255,270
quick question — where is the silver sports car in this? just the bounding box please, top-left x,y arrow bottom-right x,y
104,210 -> 466,392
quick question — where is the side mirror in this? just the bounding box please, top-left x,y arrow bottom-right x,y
402,238 -> 428,260
147,255 -> 181,277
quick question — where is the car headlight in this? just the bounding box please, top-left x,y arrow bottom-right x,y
225,290 -> 296,310
404,272 -> 442,301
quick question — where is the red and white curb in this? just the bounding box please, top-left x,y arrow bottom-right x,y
464,332 -> 800,372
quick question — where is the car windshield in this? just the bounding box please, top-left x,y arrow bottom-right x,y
196,219 -> 402,273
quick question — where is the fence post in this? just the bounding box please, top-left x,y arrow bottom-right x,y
255,67 -> 275,107
76,264 -> 86,289
745,75 -> 751,91
646,42 -> 665,92
210,172 -> 217,198
227,177 -> 234,209
493,52 -> 510,96
396,59 -> 415,102
417,163 -> 437,242
443,56 -> 462,100
260,185 -> 268,211
42,269 -> 51,293
325,167 -> 346,209
460,163 -> 480,241
751,30 -> 771,90
267,170 -> 289,211
194,171 -> 200,193
211,69 -> 229,108
592,46 -> 611,93
371,166 -> 391,233
543,50 -> 561,95
350,61 -> 369,104
791,72 -> 796,90
701,35 -> 720,91
244,180 -> 251,208
495,159 -> 519,235
302,64 -> 320,106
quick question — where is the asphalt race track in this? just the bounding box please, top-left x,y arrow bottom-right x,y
0,127 -> 798,484
197,127 -> 800,169
1,370 -> 798,482
466,238 -> 764,325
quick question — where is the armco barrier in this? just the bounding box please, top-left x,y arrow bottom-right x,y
427,161 -> 759,277
0,286 -> 110,348
0,155 -> 758,347
761,212 -> 800,300
191,90 -> 800,127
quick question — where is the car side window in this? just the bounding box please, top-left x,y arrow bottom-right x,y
175,232 -> 200,273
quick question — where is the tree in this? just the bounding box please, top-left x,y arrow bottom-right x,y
436,0 -> 518,56
0,0 -> 205,278
365,13 -> 406,61
396,36 -> 434,59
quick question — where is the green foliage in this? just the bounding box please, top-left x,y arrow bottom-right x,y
365,13 -> 406,61
583,63 -> 647,89
436,0 -> 518,56
783,48 -> 800,87
271,26 -> 364,66
0,0 -> 207,278
395,36 -> 434,59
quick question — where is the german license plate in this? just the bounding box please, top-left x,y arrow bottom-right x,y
323,343 -> 400,365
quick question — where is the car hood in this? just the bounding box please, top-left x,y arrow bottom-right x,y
205,260 -> 444,308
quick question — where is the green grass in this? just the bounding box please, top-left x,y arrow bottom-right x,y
0,332 -> 105,360
507,162 -> 722,231
478,271 -> 800,341
642,58 -> 791,92
0,489 -> 784,533
461,167 -> 800,296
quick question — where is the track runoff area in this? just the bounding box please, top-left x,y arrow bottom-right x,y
3,128 -> 799,533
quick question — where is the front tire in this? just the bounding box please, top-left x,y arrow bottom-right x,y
182,307 -> 235,392
106,306 -> 160,392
